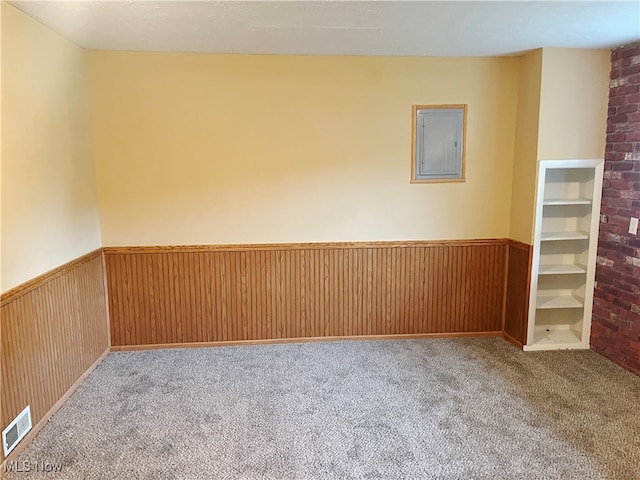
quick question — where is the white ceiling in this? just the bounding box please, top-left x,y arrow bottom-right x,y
9,1 -> 640,57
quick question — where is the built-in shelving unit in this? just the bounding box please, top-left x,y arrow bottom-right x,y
524,159 -> 604,351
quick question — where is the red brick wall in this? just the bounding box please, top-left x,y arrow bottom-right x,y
592,43 -> 640,375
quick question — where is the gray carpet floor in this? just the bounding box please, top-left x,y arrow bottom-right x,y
4,338 -> 640,479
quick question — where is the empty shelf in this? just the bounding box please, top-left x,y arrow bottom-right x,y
541,231 -> 589,241
538,264 -> 587,275
524,327 -> 583,351
543,198 -> 591,205
536,295 -> 584,309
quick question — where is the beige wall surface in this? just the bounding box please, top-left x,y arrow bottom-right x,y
0,12 -> 611,270
509,50 -> 543,245
1,3 -> 102,292
1,1 -> 3,286
537,48 -> 610,161
89,52 -> 520,246
508,48 -> 610,244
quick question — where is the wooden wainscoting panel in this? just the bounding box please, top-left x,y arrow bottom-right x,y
105,240 -> 508,347
504,240 -> 533,347
0,250 -> 109,461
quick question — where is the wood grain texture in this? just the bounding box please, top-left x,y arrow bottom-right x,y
504,240 -> 533,347
110,332 -> 505,351
0,249 -> 104,307
0,251 -> 110,461
103,238 -> 505,254
105,241 -> 508,347
0,349 -> 109,467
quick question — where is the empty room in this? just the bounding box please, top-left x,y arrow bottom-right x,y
2,0 -> 640,478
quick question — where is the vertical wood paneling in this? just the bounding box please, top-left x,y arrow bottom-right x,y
0,251 -> 109,460
105,241 -> 509,347
504,241 -> 533,346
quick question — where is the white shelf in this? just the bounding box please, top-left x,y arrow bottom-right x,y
538,264 -> 587,275
523,327 -> 584,351
540,231 -> 589,241
543,198 -> 591,206
536,295 -> 584,309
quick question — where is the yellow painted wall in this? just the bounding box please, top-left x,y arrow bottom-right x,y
509,50 -> 543,244
537,48 -> 610,160
89,52 -> 520,246
1,3 -> 102,292
508,48 -> 609,244
0,1 -> 3,285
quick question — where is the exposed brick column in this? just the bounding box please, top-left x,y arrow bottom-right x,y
592,43 -> 640,375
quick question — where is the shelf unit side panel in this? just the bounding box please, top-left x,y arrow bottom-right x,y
527,163 -> 548,346
581,161 -> 604,345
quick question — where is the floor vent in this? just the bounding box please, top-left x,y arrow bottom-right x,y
3,406 -> 32,457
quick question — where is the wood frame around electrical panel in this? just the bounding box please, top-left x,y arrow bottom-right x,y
410,104 -> 468,184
